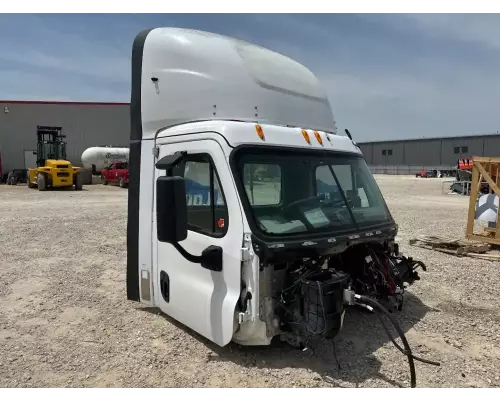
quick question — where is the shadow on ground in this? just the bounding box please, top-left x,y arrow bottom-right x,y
8,183 -> 91,191
140,292 -> 437,387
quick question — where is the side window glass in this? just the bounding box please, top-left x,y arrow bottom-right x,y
175,157 -> 228,236
212,174 -> 228,232
242,163 -> 281,206
184,160 -> 210,208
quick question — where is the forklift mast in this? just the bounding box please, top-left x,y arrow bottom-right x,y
36,125 -> 67,167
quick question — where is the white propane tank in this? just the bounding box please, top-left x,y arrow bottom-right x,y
81,146 -> 129,175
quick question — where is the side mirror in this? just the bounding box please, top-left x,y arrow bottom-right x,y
201,245 -> 223,272
156,175 -> 188,243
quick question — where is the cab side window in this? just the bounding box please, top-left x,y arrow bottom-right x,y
173,155 -> 228,236
242,163 -> 282,206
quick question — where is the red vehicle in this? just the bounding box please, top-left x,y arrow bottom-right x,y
101,161 -> 129,188
415,169 -> 438,178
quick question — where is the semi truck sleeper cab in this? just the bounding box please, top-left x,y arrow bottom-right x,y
126,28 -> 427,351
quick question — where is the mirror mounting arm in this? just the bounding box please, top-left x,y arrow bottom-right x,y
156,151 -> 187,172
171,242 -> 223,272
172,242 -> 202,264
345,128 -> 360,149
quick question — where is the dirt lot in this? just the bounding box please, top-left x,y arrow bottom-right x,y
1,176 -> 499,388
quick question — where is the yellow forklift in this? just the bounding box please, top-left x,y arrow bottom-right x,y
27,125 -> 83,191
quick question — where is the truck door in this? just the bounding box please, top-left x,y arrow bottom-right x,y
154,139 -> 244,347
110,162 -> 122,182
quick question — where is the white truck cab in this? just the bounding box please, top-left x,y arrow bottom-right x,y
127,28 -> 425,349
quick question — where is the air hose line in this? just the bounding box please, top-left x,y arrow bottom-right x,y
354,294 -> 440,388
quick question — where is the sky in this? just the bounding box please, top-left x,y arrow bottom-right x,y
1,13 -> 500,142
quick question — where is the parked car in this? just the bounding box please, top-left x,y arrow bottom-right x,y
416,169 -> 438,178
101,161 -> 129,188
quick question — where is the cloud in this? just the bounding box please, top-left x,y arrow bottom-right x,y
0,14 -> 131,84
0,13 -> 499,140
3,49 -> 130,82
0,65 -> 129,102
406,13 -> 500,51
322,69 -> 500,141
254,14 -> 500,140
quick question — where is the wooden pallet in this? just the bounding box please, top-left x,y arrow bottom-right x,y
409,235 -> 500,261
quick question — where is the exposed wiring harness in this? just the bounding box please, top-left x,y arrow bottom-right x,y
278,268 -> 329,338
353,293 -> 440,388
274,254 -> 438,387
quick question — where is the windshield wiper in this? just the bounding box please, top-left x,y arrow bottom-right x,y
326,164 -> 359,229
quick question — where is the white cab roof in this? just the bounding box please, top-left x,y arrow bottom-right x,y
137,28 -> 337,140
156,121 -> 361,155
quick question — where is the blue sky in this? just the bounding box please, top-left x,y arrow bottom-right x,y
1,13 -> 499,142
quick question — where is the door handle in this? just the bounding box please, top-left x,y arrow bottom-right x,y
160,271 -> 170,303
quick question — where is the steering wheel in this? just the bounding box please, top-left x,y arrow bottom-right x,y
285,194 -> 349,212
285,194 -> 326,211
283,193 -> 351,228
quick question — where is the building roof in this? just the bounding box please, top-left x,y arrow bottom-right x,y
358,131 -> 500,145
0,100 -> 130,106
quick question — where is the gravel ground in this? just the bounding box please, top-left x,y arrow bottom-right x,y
1,176 -> 499,388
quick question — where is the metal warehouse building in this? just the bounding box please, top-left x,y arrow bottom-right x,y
2,99 -> 499,178
0,100 -> 130,176
358,133 -> 500,174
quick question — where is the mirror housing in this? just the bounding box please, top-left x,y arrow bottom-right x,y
201,245 -> 223,272
156,176 -> 188,243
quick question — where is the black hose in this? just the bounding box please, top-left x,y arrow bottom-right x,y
355,295 -> 417,388
412,260 -> 427,271
374,312 -> 441,366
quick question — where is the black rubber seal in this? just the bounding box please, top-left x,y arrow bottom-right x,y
127,28 -> 153,301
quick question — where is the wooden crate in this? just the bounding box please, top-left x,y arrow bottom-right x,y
466,157 -> 500,245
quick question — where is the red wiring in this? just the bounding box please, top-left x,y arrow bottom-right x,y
382,258 -> 397,295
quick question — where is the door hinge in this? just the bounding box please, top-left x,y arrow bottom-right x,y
238,310 -> 252,324
241,234 -> 253,262
241,246 -> 252,262
238,294 -> 253,323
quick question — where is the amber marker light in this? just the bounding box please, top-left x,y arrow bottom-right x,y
314,131 -> 323,145
256,124 -> 265,141
301,129 -> 311,144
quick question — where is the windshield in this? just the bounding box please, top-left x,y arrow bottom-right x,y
233,148 -> 393,237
